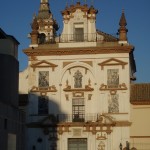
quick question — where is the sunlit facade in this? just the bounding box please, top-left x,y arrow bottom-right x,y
19,1 -> 150,150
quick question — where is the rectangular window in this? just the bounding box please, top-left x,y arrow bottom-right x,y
107,69 -> 119,88
74,23 -> 84,42
38,96 -> 48,115
68,138 -> 87,150
38,71 -> 49,88
4,118 -> 7,130
72,98 -> 85,122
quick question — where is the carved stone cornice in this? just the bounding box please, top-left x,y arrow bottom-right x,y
115,121 -> 132,127
23,46 -> 133,56
56,121 -> 115,135
99,83 -> 127,94
27,115 -> 130,135
30,86 -> 57,93
130,101 -> 150,105
63,85 -> 94,92
130,136 -> 150,138
30,60 -> 58,71
98,58 -> 128,70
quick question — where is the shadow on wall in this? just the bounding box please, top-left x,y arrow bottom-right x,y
19,92 -> 67,150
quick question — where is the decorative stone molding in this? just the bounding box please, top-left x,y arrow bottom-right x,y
30,85 -> 57,93
63,61 -> 74,68
81,61 -> 93,67
88,94 -> 92,100
63,85 -> 94,92
27,114 -> 130,136
23,46 -> 133,56
103,113 -> 128,115
98,58 -> 128,70
99,83 -> 127,94
30,60 -> 58,71
115,121 -> 132,127
65,94 -> 69,101
96,132 -> 107,140
29,56 -> 38,61
64,78 -> 94,92
130,101 -> 150,105
130,136 -> 150,138
73,92 -> 84,97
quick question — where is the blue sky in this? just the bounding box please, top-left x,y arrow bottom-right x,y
0,0 -> 150,83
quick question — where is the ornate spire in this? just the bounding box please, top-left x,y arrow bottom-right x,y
29,0 -> 59,46
118,9 -> 128,42
38,0 -> 51,19
30,15 -> 39,45
31,15 -> 39,32
119,9 -> 127,26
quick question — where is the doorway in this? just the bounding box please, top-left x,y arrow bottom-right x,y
74,28 -> 84,42
68,138 -> 87,150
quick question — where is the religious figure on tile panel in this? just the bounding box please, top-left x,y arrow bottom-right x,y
39,71 -> 49,87
108,94 -> 119,113
107,69 -> 119,88
74,70 -> 83,88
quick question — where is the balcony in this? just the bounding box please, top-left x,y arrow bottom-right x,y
28,113 -> 99,124
58,33 -> 98,43
56,31 -> 118,43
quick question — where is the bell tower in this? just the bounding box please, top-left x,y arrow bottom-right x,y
29,0 -> 59,47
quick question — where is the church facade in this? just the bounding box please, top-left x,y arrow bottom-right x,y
19,0 -> 148,150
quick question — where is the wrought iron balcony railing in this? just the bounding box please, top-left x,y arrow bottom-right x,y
28,113 -> 99,123
58,33 -> 98,43
37,33 -> 118,44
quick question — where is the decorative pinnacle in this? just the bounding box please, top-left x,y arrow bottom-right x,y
119,9 -> 127,26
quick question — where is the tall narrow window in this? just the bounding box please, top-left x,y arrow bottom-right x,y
107,69 -> 119,88
74,28 -> 84,42
38,96 -> 48,115
39,71 -> 49,88
72,98 -> 85,122
39,33 -> 46,44
4,118 -> 7,130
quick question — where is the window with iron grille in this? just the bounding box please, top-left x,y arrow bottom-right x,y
38,96 -> 48,115
68,138 -> 87,150
72,98 -> 85,122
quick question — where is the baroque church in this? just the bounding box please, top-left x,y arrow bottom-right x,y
19,0 -> 150,150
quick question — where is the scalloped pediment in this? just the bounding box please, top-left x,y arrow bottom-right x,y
98,58 -> 128,70
97,114 -> 115,125
31,60 -> 58,71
